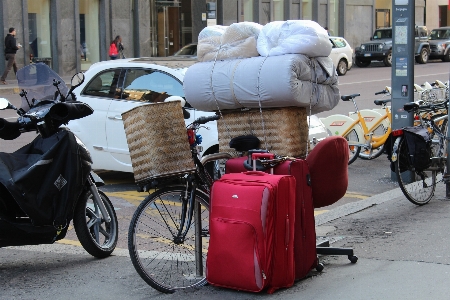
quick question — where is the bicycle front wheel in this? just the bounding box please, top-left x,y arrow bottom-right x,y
395,137 -> 437,205
128,186 -> 210,293
345,129 -> 361,165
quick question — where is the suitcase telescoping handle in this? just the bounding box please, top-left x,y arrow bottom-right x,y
252,153 -> 275,174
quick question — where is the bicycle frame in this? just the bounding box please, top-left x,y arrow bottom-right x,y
344,105 -> 392,149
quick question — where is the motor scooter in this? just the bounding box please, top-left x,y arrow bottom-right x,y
0,63 -> 118,258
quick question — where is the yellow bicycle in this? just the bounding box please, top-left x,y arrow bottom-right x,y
320,89 -> 392,164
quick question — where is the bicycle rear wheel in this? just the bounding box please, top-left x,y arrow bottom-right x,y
345,129 -> 361,165
395,137 -> 437,205
128,186 -> 210,293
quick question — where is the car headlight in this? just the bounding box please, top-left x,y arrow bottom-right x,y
361,45 -> 365,50
379,44 -> 384,50
441,43 -> 447,49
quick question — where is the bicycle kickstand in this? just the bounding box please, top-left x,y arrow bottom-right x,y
365,132 -> 374,157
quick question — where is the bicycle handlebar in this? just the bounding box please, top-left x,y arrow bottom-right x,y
193,115 -> 220,125
375,90 -> 388,95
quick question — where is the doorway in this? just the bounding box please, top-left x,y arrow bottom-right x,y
439,6 -> 448,27
156,4 -> 180,56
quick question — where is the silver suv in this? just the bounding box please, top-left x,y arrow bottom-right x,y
428,27 -> 450,61
355,26 -> 430,67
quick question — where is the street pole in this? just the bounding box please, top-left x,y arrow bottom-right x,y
446,68 -> 450,198
391,0 -> 415,182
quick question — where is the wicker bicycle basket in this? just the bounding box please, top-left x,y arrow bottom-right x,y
217,106 -> 309,157
121,101 -> 195,184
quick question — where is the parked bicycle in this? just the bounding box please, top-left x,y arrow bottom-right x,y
127,114 -> 231,293
320,89 -> 392,164
390,100 -> 448,205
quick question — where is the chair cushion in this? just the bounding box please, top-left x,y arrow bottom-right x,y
306,136 -> 349,208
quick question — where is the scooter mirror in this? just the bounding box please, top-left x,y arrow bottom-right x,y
71,72 -> 85,88
0,98 -> 10,110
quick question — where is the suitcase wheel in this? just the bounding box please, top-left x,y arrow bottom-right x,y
348,255 -> 358,264
315,263 -> 324,272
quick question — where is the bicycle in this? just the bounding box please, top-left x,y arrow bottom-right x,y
390,100 -> 448,205
320,89 -> 392,164
127,114 -> 231,293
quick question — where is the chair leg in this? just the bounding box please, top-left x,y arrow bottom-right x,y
316,239 -> 358,263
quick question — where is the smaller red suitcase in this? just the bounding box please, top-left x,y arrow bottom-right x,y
207,170 -> 296,293
225,153 -> 318,279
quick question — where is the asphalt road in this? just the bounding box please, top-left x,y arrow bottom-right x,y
1,61 -> 450,299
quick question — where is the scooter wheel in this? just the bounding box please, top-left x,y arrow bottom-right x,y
73,190 -> 118,258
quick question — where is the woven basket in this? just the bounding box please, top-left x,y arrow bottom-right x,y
122,101 -> 195,184
217,107 -> 309,157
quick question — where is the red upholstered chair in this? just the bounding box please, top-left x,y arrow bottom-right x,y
306,135 -> 349,208
306,136 -> 358,265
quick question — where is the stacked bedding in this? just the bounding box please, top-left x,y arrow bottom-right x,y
183,20 -> 339,115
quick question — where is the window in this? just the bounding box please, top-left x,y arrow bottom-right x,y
83,69 -> 121,98
121,68 -> 184,103
373,30 -> 391,39
331,38 -> 346,48
28,0 -> 51,59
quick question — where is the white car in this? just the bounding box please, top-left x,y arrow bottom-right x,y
67,58 -> 329,173
329,36 -> 353,76
67,58 -> 219,173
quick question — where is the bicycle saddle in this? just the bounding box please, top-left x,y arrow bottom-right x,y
403,102 -> 419,112
229,135 -> 260,152
341,94 -> 360,101
374,99 -> 391,106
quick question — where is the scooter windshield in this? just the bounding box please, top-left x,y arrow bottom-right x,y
17,63 -> 69,112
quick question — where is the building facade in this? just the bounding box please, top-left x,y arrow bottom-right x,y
0,0 -> 428,79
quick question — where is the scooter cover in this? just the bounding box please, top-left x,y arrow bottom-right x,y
0,128 -> 91,227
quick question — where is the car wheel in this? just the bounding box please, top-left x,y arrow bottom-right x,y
416,48 -> 428,64
383,50 -> 392,67
336,59 -> 348,76
444,51 -> 450,62
355,58 -> 370,68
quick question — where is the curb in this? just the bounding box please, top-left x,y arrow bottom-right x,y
315,187 -> 405,226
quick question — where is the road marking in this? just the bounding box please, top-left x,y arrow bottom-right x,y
103,178 -> 135,185
344,192 -> 369,199
56,239 -> 82,247
104,191 -> 148,207
314,210 -> 328,216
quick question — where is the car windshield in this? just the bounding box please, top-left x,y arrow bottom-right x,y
175,44 -> 197,56
373,30 -> 391,39
429,29 -> 450,40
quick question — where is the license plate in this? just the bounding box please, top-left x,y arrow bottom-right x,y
364,53 -> 371,57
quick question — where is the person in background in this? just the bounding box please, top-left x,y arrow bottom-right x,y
324,27 -> 331,36
1,27 -> 22,84
109,35 -> 124,60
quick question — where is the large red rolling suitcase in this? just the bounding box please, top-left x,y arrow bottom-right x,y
225,154 -> 318,280
207,171 -> 296,293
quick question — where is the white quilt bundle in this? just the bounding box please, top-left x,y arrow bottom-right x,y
197,22 -> 263,62
257,20 -> 332,57
183,54 -> 339,114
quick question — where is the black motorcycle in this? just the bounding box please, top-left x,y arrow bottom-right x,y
0,63 -> 118,258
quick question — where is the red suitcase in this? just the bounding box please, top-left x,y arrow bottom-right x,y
207,171 -> 296,293
225,154 -> 318,279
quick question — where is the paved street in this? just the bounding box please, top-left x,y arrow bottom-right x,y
1,61 -> 450,299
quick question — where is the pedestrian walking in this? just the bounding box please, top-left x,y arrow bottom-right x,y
1,27 -> 22,84
109,35 -> 124,60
